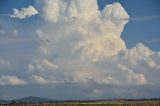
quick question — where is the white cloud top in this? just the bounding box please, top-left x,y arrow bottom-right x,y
37,0 -> 99,23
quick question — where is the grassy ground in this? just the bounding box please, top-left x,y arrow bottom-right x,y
39,103 -> 160,106
4,100 -> 160,106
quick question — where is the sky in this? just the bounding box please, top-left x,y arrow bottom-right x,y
0,0 -> 160,100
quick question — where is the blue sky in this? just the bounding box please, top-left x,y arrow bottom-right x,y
0,0 -> 160,100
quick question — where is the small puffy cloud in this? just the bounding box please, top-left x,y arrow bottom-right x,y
12,30 -> 18,36
0,58 -> 11,70
29,75 -> 58,85
10,6 -> 38,19
40,59 -> 58,70
0,76 -> 27,86
27,59 -> 58,72
0,30 -> 6,35
0,28 -> 19,38
30,75 -> 49,85
118,64 -> 147,85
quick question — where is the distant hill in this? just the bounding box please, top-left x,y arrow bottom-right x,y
0,96 -> 55,104
15,96 -> 54,103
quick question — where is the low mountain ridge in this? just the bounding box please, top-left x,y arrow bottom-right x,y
15,96 -> 54,103
0,96 -> 55,104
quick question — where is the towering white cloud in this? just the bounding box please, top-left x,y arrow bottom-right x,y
35,1 -> 129,61
29,0 -> 160,88
27,0 -> 153,86
10,6 -> 38,19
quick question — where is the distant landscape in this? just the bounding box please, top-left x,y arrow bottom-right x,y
1,96 -> 160,106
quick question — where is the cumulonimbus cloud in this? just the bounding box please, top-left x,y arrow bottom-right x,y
25,0 -> 160,87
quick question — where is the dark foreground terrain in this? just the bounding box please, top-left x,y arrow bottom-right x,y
1,101 -> 160,106
1,97 -> 160,106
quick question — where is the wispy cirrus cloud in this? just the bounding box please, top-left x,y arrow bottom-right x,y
145,39 -> 160,44
120,16 -> 160,21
